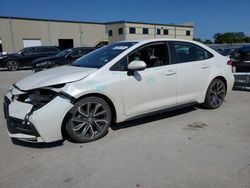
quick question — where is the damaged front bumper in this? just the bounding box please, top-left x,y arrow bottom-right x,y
3,88 -> 74,143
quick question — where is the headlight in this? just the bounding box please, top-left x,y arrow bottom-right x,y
0,56 -> 6,60
36,61 -> 52,67
14,84 -> 65,110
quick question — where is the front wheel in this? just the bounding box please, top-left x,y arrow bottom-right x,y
65,97 -> 112,143
202,79 -> 226,109
6,60 -> 19,71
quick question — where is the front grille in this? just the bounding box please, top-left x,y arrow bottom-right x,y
3,96 -> 10,119
6,117 -> 40,136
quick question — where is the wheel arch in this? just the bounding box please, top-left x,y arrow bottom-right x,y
61,93 -> 117,139
200,75 -> 228,104
213,76 -> 228,93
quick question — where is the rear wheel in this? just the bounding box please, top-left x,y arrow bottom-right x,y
65,97 -> 112,143
203,79 -> 226,109
6,61 -> 19,71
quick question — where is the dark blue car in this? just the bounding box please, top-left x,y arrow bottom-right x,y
31,47 -> 98,72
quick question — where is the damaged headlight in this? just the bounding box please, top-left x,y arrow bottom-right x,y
15,84 -> 65,110
27,89 -> 58,109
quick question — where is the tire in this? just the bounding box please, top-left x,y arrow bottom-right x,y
6,60 -> 19,71
65,97 -> 112,143
202,79 -> 226,109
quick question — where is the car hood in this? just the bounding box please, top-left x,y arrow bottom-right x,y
31,56 -> 60,65
15,65 -> 97,91
1,53 -> 20,59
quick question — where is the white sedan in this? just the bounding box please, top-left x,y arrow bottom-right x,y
3,39 -> 234,143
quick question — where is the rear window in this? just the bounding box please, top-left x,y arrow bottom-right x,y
174,42 -> 213,63
38,47 -> 60,53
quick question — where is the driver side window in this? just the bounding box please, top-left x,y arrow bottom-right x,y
22,48 -> 33,55
128,43 -> 168,68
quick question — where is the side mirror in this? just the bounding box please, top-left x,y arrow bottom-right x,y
127,60 -> 146,71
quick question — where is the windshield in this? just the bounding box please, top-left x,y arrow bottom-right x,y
72,42 -> 137,68
56,49 -> 72,57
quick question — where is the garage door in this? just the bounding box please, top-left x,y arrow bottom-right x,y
23,39 -> 41,48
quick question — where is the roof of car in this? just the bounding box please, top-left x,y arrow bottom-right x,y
113,38 -> 216,54
118,38 -> 196,43
25,46 -> 60,48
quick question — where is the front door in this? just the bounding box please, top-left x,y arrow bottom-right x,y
121,42 -> 178,117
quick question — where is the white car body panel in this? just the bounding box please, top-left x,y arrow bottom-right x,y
4,39 -> 235,143
62,69 -> 126,121
30,96 -> 73,142
16,66 -> 97,91
9,100 -> 33,120
121,64 -> 177,117
177,59 -> 212,104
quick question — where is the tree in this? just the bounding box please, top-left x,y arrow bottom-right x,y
213,32 -> 248,44
193,38 -> 213,44
193,38 -> 203,43
204,39 -> 213,44
245,37 -> 250,43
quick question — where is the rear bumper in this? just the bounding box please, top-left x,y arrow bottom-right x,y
233,73 -> 250,88
225,73 -> 235,95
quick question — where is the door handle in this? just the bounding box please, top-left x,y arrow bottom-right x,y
201,64 -> 209,69
165,69 -> 176,76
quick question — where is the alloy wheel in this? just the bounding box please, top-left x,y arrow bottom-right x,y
208,80 -> 226,108
70,101 -> 109,140
7,61 -> 19,71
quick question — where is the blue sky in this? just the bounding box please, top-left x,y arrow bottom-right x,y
1,0 -> 250,40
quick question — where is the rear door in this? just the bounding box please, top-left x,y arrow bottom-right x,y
171,42 -> 213,104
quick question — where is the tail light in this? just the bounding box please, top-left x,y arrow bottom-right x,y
227,60 -> 233,66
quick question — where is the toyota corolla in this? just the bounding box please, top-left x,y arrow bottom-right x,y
3,39 -> 234,143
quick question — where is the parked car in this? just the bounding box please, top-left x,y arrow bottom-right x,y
3,39 -> 234,143
230,46 -> 250,88
219,48 -> 235,57
31,47 -> 98,72
0,46 -> 62,71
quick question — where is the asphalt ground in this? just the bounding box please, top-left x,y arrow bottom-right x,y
0,69 -> 249,188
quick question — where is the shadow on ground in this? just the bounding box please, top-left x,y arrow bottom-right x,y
11,138 -> 64,148
0,68 -> 31,72
111,105 -> 198,131
233,87 -> 250,92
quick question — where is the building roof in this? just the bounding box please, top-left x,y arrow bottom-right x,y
0,16 -> 193,28
0,16 -> 104,25
105,21 -> 193,28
